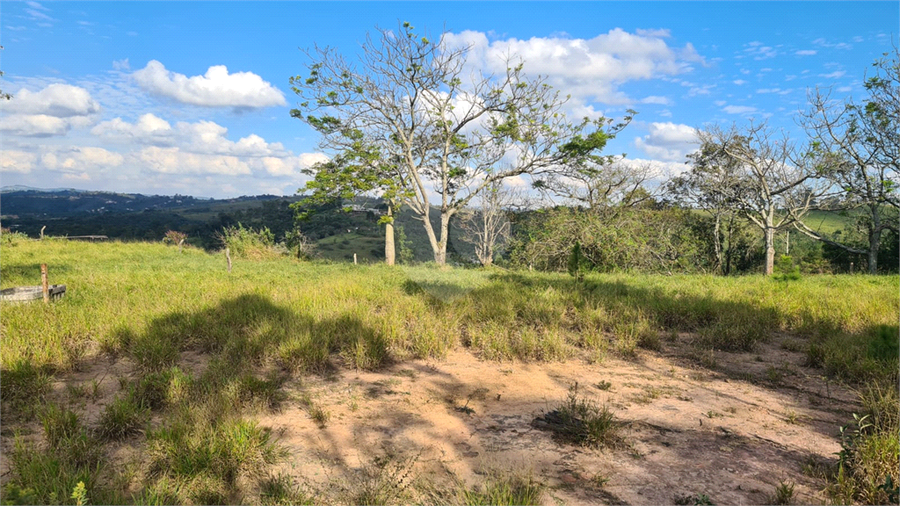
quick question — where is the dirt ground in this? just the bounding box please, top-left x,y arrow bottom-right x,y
2,333 -> 858,505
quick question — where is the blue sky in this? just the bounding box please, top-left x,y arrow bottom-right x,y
1,1 -> 896,198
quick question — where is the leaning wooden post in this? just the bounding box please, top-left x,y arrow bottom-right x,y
41,264 -> 50,304
40,226 -> 46,240
225,248 -> 232,273
353,253 -> 357,265
178,238 -> 184,254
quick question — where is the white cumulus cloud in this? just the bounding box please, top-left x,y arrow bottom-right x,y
633,122 -> 698,162
442,28 -> 703,107
91,114 -> 326,178
0,83 -> 100,136
0,150 -> 37,174
132,60 -> 286,109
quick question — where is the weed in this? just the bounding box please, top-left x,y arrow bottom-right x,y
674,492 -> 715,505
595,380 -> 612,391
343,451 -> 419,505
71,481 -> 88,506
147,418 -> 283,488
770,480 -> 795,505
460,471 -> 544,506
97,394 -> 149,440
259,472 -> 314,505
2,360 -> 51,418
5,436 -> 101,506
766,365 -> 784,383
41,404 -> 81,448
532,384 -> 618,448
785,410 -> 799,424
298,393 -> 330,427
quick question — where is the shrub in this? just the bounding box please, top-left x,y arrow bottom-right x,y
218,223 -> 282,260
162,230 -> 187,246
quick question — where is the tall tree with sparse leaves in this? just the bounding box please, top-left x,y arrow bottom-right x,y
794,49 -> 900,273
698,122 -> 826,275
290,22 -> 618,265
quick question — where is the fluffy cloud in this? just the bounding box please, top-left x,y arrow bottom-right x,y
0,150 -> 37,174
633,122 -> 698,162
0,83 -> 99,117
91,114 -> 326,177
135,147 -> 251,176
0,83 -> 100,136
132,60 -> 286,108
442,28 -> 703,106
40,147 -> 123,177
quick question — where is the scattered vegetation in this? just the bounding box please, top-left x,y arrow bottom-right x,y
0,239 -> 896,503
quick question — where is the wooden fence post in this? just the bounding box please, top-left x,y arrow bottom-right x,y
41,264 -> 49,304
40,226 -> 46,240
225,248 -> 232,273
178,239 -> 184,254
353,253 -> 357,265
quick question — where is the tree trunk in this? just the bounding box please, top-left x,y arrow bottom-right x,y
868,226 -> 881,275
713,213 -> 722,274
762,205 -> 776,276
434,213 -> 451,265
384,206 -> 395,266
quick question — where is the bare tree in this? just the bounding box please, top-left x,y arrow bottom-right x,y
794,50 -> 900,273
459,180 -> 521,266
700,122 -> 824,275
291,22 -> 618,265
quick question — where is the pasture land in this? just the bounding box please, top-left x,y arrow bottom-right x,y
1,238 -> 897,505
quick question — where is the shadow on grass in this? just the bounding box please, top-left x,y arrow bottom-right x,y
114,293 -> 390,375
0,262 -> 74,286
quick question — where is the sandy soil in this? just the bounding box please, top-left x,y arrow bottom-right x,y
2,333 -> 857,505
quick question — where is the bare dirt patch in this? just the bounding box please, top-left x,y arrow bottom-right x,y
257,337 -> 854,505
1,335 -> 856,505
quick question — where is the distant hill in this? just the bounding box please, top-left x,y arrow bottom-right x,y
0,188 -> 482,263
0,188 -> 282,218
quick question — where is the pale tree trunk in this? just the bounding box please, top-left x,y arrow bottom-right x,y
433,212 -> 451,265
764,206 -> 776,276
868,207 -> 881,274
421,209 -> 442,264
384,206 -> 395,266
713,213 -> 723,274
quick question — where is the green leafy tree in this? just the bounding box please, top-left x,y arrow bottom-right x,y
291,22 -> 618,265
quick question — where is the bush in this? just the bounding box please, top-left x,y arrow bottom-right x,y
218,223 -> 282,260
162,230 -> 187,246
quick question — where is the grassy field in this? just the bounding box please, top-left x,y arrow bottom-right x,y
1,237 -> 897,504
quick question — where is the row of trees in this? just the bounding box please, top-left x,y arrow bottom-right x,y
292,22 -> 898,275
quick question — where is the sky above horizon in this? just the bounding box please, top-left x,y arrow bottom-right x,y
1,1 -> 897,199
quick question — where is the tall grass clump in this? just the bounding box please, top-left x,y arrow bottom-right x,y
533,384 -> 619,448
3,404 -> 105,505
459,471 -> 544,506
